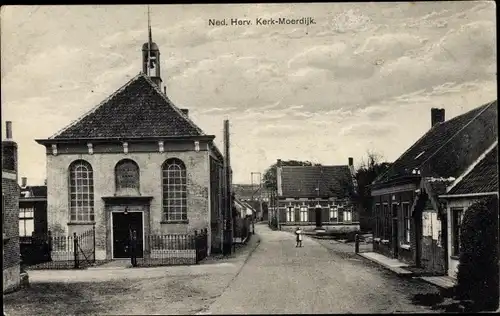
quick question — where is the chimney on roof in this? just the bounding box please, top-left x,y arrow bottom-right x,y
181,109 -> 189,117
348,157 -> 353,166
44,179 -> 47,186
2,121 -> 17,173
164,86 -> 166,95
6,121 -> 12,140
21,177 -> 27,188
431,108 -> 445,127
277,159 -> 282,167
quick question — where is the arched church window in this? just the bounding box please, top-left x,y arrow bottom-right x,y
115,159 -> 140,195
162,158 -> 187,221
69,160 -> 94,222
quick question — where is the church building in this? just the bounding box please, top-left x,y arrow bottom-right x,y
36,23 -> 225,259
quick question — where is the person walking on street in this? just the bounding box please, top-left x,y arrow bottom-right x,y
295,227 -> 303,247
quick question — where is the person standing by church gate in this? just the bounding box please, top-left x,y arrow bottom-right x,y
130,229 -> 138,267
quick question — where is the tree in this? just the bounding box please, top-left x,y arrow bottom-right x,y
454,197 -> 499,311
354,151 -> 391,232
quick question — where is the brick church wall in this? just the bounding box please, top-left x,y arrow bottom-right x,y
45,142 -> 213,259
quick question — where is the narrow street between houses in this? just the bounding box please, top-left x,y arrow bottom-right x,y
203,224 -> 440,314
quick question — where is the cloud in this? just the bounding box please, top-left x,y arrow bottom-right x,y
429,21 -> 496,68
1,3 -> 497,185
251,124 -> 308,137
323,8 -> 374,34
354,33 -> 427,59
287,44 -> 347,70
340,122 -> 397,137
198,107 -> 238,114
356,106 -> 389,120
168,53 -> 289,114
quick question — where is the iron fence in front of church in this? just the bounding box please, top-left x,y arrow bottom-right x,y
136,228 -> 208,267
20,226 -> 97,270
20,226 -> 209,269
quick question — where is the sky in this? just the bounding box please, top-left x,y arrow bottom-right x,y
1,2 -> 497,186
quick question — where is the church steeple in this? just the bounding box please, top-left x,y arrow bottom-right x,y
142,6 -> 162,88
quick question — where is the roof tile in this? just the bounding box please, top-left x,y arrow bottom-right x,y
374,101 -> 497,184
51,74 -> 205,139
280,165 -> 354,198
448,144 -> 498,195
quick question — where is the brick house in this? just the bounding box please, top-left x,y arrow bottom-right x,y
371,101 -> 497,275
18,179 -> 49,264
274,158 -> 359,234
3,121 -> 21,293
35,31 -> 225,259
19,177 -> 48,238
440,141 -> 498,279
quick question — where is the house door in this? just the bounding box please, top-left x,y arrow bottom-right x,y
112,212 -> 143,259
392,204 -> 399,258
441,212 -> 448,271
315,207 -> 322,227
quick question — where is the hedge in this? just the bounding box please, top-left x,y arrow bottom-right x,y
455,197 -> 499,311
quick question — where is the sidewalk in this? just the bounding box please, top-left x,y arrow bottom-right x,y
358,252 -> 457,290
418,275 -> 456,289
358,252 -> 413,276
202,233 -> 261,265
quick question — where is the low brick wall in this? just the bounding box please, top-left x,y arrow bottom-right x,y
150,249 -> 196,259
51,251 -> 74,261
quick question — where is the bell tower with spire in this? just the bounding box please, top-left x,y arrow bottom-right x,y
142,7 -> 162,88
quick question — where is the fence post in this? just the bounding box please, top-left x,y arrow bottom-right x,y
355,234 -> 360,254
73,232 -> 79,269
194,230 -> 199,264
47,231 -> 53,261
93,224 -> 96,264
204,228 -> 208,260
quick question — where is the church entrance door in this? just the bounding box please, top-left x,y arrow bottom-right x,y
112,211 -> 144,259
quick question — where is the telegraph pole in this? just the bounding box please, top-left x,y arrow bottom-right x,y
251,172 -> 262,233
222,120 -> 232,255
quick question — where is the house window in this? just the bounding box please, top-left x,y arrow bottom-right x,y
162,158 -> 187,221
329,207 -> 338,222
337,207 -> 344,222
19,207 -> 34,237
343,208 -> 352,222
2,193 -> 5,239
402,202 -> 411,245
115,159 -> 140,193
383,203 -> 390,240
286,207 -> 294,222
69,160 -> 94,222
451,208 -> 464,256
300,206 -> 308,222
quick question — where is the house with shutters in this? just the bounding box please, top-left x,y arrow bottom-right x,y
274,158 -> 359,233
371,101 -> 497,276
35,27 -> 225,260
439,141 -> 498,279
